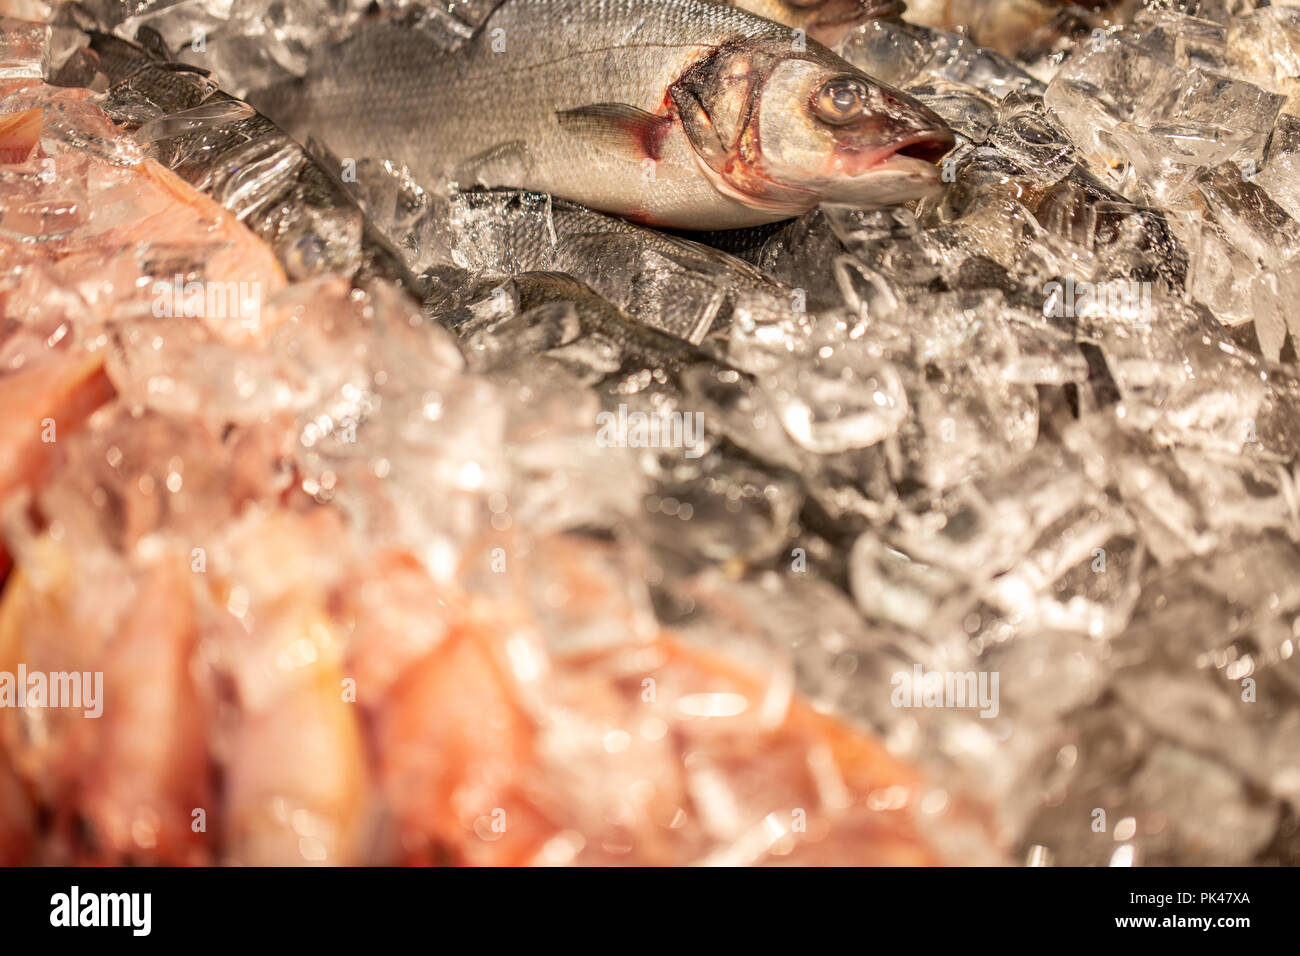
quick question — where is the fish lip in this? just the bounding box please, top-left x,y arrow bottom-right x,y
855,152 -> 943,186
837,130 -> 955,177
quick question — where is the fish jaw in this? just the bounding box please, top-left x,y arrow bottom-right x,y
835,152 -> 948,205
816,126 -> 955,204
676,151 -> 944,224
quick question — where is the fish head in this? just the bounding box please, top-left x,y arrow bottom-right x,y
737,0 -> 907,48
756,51 -> 954,206
670,40 -> 953,218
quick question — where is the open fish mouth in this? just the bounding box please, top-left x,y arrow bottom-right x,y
889,130 -> 957,165
834,129 -> 956,179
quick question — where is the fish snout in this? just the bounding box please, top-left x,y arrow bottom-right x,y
860,87 -> 955,169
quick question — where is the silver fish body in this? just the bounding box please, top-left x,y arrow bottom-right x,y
449,269 -> 741,385
254,0 -> 953,229
417,188 -> 794,344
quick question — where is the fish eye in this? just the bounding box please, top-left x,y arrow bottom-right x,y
814,76 -> 867,125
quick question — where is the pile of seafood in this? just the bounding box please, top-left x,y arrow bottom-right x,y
1,0 -> 1298,866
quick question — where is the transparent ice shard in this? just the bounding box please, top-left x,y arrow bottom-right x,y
765,348 -> 909,455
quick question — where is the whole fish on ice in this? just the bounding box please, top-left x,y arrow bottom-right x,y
252,0 -> 953,229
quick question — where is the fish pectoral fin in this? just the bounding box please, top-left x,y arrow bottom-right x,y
453,140 -> 533,188
556,103 -> 669,162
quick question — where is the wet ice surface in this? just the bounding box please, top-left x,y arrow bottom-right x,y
3,1 -> 1300,864
73,0 -> 500,95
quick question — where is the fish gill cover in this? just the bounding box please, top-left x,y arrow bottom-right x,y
0,0 -> 1297,868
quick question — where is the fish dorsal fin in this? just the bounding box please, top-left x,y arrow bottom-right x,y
556,104 -> 671,162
